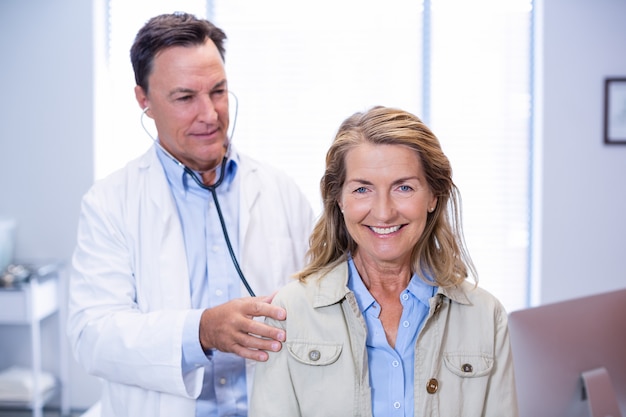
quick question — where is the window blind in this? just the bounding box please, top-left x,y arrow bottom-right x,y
95,0 -> 532,312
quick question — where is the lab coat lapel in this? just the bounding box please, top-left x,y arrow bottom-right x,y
144,149 -> 191,309
238,160 -> 261,260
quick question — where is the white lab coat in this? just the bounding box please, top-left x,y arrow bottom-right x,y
67,146 -> 314,417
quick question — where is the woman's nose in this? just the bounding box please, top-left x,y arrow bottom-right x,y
372,193 -> 396,219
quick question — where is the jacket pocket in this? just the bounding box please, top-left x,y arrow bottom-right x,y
437,352 -> 495,416
443,352 -> 494,377
286,340 -> 342,366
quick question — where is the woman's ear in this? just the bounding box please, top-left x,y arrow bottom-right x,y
429,197 -> 438,213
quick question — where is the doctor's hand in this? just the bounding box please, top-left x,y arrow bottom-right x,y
198,294 -> 286,362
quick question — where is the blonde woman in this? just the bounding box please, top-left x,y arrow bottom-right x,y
250,106 -> 518,417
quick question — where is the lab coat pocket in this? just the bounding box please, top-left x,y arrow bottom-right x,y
286,340 -> 342,366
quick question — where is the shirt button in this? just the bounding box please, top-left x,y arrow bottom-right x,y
462,363 -> 474,373
215,289 -> 223,296
393,401 -> 401,409
219,377 -> 227,385
211,245 -> 220,252
392,360 -> 399,367
308,350 -> 321,361
401,293 -> 409,301
403,320 -> 410,328
426,378 -> 439,394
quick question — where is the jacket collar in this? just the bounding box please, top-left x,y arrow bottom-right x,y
309,260 -> 473,308
310,261 -> 352,308
437,281 -> 472,305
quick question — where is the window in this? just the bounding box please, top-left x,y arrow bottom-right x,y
212,0 -> 424,214
428,0 -> 532,311
93,0 -> 208,178
95,0 -> 532,312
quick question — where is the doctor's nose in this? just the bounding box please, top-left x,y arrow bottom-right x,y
197,96 -> 219,124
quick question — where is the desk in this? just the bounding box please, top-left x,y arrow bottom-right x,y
0,263 -> 69,417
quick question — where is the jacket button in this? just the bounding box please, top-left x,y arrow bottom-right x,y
426,378 -> 439,394
308,350 -> 321,361
462,363 -> 473,373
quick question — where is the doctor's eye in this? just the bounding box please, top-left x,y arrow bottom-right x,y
211,88 -> 227,100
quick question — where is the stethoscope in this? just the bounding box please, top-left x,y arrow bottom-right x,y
141,91 -> 255,297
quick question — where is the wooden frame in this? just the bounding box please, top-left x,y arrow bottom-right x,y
604,78 -> 626,144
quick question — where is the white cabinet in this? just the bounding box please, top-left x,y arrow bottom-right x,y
0,263 -> 69,417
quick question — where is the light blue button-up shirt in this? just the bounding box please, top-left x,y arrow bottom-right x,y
347,257 -> 437,417
156,144 -> 247,417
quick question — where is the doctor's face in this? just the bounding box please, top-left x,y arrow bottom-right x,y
135,38 -> 230,184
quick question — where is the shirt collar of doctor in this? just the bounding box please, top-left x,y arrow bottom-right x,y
347,256 -> 437,317
155,142 -> 239,197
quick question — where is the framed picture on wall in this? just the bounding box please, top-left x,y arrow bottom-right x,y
604,78 -> 626,144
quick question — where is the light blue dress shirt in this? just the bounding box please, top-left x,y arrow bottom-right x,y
157,144 -> 247,417
347,257 -> 437,417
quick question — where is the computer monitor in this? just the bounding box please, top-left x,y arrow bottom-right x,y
508,288 -> 626,417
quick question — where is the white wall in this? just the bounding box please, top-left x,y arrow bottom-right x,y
536,0 -> 626,305
0,0 -> 101,411
0,0 -> 625,410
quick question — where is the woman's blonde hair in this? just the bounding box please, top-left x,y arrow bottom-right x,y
296,106 -> 477,288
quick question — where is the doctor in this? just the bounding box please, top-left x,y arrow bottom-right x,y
67,12 -> 314,417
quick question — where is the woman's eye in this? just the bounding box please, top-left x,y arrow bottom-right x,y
398,185 -> 413,192
177,95 -> 192,102
354,186 -> 368,194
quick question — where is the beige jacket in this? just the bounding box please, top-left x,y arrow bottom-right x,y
250,262 -> 518,417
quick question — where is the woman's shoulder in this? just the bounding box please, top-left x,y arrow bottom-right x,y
273,263 -> 349,308
444,280 -> 508,314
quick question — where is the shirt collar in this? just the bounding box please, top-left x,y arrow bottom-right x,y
408,271 -> 438,307
155,142 -> 239,196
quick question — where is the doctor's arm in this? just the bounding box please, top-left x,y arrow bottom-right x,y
67,188 -> 203,398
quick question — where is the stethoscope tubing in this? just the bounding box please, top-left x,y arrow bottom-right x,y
141,92 -> 256,297
183,163 -> 256,297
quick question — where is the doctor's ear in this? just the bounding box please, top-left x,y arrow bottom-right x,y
134,85 -> 151,113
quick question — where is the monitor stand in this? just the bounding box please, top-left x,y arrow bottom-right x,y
582,367 -> 623,417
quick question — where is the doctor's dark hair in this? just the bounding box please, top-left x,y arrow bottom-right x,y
297,106 -> 477,288
130,12 -> 227,94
